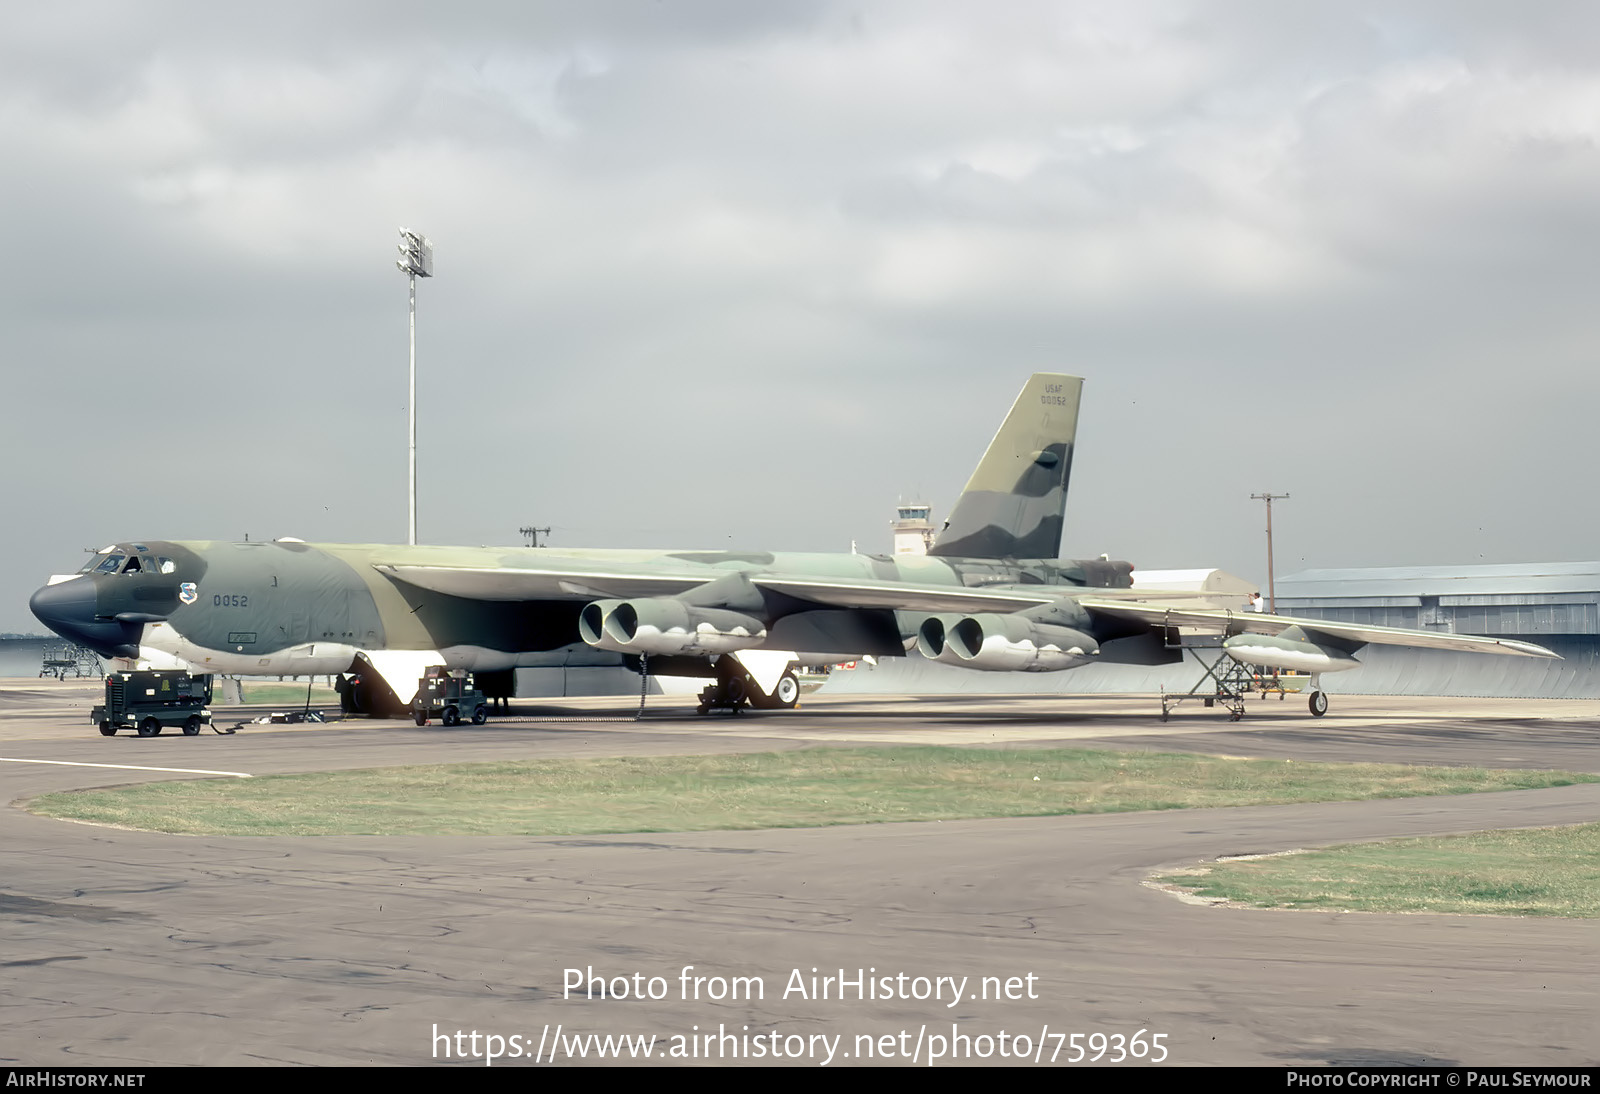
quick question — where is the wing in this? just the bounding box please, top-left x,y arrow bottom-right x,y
373,558 -> 1557,683
382,561 -> 1253,616
1076,598 -> 1560,659
374,562 -> 713,601
380,561 -> 1072,613
749,576 -> 1057,613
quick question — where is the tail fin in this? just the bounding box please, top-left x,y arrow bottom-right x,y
927,374 -> 1082,560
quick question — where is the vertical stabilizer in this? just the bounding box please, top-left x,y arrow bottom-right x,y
928,374 -> 1082,560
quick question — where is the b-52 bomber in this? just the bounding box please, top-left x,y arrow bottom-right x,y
30,374 -> 1556,718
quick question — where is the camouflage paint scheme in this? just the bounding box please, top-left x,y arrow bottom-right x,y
29,541 -> 1130,668
30,374 -> 1556,713
929,375 -> 1078,560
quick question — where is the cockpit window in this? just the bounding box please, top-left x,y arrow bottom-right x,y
123,555 -> 143,573
157,557 -> 176,574
93,554 -> 127,575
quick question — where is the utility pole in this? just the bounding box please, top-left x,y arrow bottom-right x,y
396,228 -> 434,545
1250,492 -> 1290,613
519,526 -> 551,548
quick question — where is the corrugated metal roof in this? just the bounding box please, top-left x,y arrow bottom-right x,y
1277,562 -> 1600,599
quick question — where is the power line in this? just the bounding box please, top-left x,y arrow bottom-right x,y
1250,492 -> 1290,613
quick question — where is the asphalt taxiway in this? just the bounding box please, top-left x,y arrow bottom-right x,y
2,680 -> 1598,1067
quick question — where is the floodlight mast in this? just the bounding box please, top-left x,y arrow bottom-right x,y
396,228 -> 433,546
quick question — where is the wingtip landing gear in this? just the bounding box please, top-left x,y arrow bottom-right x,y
1309,690 -> 1328,717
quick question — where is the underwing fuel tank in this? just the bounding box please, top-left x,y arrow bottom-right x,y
916,613 -> 1099,672
579,598 -> 768,656
1222,628 -> 1362,674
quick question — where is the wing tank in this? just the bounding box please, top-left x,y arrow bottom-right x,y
1222,628 -> 1363,673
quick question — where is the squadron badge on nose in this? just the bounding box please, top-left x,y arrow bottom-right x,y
179,582 -> 198,605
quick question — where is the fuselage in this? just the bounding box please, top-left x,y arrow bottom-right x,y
30,539 -> 1133,676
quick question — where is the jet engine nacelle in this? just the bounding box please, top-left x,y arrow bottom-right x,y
1222,630 -> 1361,674
579,598 -> 768,656
916,613 -> 1099,672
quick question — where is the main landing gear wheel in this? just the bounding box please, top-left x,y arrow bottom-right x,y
745,671 -> 802,711
99,720 -> 116,737
770,671 -> 800,709
1309,691 -> 1328,718
137,718 -> 161,737
183,716 -> 201,736
413,709 -> 428,726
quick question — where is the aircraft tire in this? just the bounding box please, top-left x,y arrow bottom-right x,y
138,718 -> 161,738
183,716 -> 201,736
771,671 -> 800,708
414,710 -> 428,726
443,706 -> 460,727
99,721 -> 115,737
471,705 -> 487,725
1309,691 -> 1328,718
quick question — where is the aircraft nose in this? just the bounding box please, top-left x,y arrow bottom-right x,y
29,577 -> 140,658
30,577 -> 95,633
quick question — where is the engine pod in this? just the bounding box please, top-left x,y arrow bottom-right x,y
580,598 -> 768,656
920,613 -> 1098,672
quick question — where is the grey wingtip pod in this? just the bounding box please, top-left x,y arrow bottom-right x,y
927,374 -> 1083,561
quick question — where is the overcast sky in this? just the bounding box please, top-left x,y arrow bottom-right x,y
5,1 -> 1599,632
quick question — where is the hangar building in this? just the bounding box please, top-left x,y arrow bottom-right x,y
1275,561 -> 1600,698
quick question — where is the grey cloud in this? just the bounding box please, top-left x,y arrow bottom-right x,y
5,3 -> 1600,631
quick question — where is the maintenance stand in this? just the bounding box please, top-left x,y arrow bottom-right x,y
1158,634 -> 1326,722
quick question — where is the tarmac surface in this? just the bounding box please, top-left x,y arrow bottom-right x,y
2,678 -> 1598,1067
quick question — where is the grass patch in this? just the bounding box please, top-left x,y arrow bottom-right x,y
1159,824 -> 1600,917
25,747 -> 1597,837
228,682 -> 340,706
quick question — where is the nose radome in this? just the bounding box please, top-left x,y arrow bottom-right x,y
29,576 -> 96,634
29,576 -> 140,657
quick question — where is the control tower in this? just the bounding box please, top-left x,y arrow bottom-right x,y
892,503 -> 936,556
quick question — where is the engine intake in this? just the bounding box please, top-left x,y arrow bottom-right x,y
579,598 -> 768,656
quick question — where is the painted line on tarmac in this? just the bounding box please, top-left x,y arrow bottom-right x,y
0,757 -> 252,778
